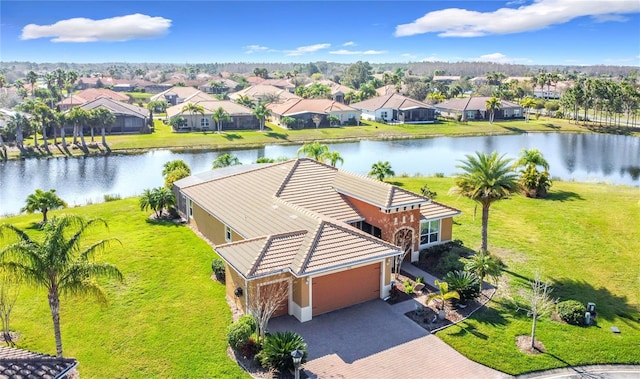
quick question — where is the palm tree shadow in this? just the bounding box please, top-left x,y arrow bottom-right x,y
543,123 -> 561,129
223,133 -> 242,141
449,322 -> 489,340
499,125 -> 526,133
265,131 -> 288,140
546,190 -> 584,202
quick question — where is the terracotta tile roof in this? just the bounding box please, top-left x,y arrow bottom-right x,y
268,99 -> 358,117
78,97 -> 148,118
0,346 -> 77,379
420,200 -> 462,220
349,93 -> 435,112
260,78 -> 295,89
333,171 -> 428,210
150,86 -> 206,102
229,84 -> 301,103
436,96 -> 522,112
57,88 -> 129,106
308,80 -> 354,95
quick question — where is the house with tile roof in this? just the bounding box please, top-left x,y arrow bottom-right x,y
150,86 -> 210,106
0,346 -> 78,378
166,100 -> 259,131
229,84 -> 301,104
66,97 -> 149,134
267,98 -> 361,128
57,88 -> 130,111
305,80 -> 354,103
349,93 -> 437,124
174,158 -> 460,322
434,96 -> 524,122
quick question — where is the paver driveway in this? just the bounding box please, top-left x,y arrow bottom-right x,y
268,299 -> 510,379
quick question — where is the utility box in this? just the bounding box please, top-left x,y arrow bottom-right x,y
587,302 -> 596,313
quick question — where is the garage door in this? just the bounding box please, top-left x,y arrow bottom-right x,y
312,263 -> 380,316
259,281 -> 289,318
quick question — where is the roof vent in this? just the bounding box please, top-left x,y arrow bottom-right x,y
272,204 -> 279,209
289,215 -> 298,219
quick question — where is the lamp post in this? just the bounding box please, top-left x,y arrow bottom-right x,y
290,349 -> 303,379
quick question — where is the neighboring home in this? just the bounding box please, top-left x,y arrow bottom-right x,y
0,346 -> 78,378
199,78 -> 240,95
229,84 -> 301,104
57,88 -> 130,111
375,84 -> 404,97
432,75 -> 461,84
70,97 -> 149,134
74,76 -> 119,90
166,100 -> 259,131
434,96 -> 524,122
245,76 -> 266,85
350,93 -> 437,124
150,86 -> 210,106
306,80 -> 354,103
268,98 -> 360,128
174,158 -> 461,322
260,78 -> 296,93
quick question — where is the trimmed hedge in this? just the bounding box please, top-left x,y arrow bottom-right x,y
556,300 -> 586,326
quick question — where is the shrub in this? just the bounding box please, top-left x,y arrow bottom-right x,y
237,314 -> 257,333
404,283 -> 414,294
436,251 -> 464,274
227,321 -> 253,351
257,331 -> 307,372
103,194 -> 121,202
211,258 -> 225,281
556,300 -> 586,326
444,270 -> 480,302
415,276 -> 425,284
239,337 -> 260,358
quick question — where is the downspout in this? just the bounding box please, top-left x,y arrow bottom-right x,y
244,277 -> 249,313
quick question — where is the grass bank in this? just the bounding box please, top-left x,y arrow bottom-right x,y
3,199 -> 248,379
5,117 -> 607,160
396,177 -> 640,374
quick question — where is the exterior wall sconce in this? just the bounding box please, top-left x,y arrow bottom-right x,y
234,287 -> 243,297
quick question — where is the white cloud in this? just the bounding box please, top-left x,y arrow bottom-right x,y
21,13 -> 171,42
343,41 -> 356,46
329,49 -> 387,55
473,52 -> 533,64
285,43 -> 330,56
395,0 -> 640,37
245,45 -> 271,54
592,14 -> 629,23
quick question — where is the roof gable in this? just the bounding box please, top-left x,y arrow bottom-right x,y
78,97 -> 148,117
350,93 -> 434,112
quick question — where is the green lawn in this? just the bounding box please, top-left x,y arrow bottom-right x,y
4,199 -> 248,379
7,116 -> 610,160
395,177 -> 640,374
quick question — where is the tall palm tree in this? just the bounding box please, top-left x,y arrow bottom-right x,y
296,142 -> 329,161
252,102 -> 271,131
212,153 -> 241,168
212,107 -> 230,133
0,215 -> 123,358
7,113 -> 29,151
322,151 -> 344,167
20,189 -> 67,223
67,107 -> 89,151
449,152 -> 518,251
485,97 -> 502,124
235,95 -> 255,108
89,108 -> 115,146
520,97 -> 536,123
462,250 -> 503,292
180,103 -> 205,129
369,161 -> 395,181
26,71 -> 38,96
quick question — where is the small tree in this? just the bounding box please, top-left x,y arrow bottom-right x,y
420,183 -> 437,199
248,281 -> 289,344
21,189 -> 67,223
426,280 -> 460,319
462,250 -> 503,293
369,161 -> 395,181
297,142 -> 329,162
212,153 -> 241,168
139,187 -> 175,218
519,273 -> 556,349
0,268 -> 20,346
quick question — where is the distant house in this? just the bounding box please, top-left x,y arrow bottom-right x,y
173,158 -> 461,322
349,93 -> 437,124
434,96 -> 524,121
229,84 -> 301,104
0,346 -> 78,378
260,78 -> 296,93
268,98 -> 361,128
70,97 -> 149,134
375,84 -> 405,97
199,78 -> 240,95
432,75 -> 461,84
306,80 -> 354,103
150,87 -> 210,106
57,88 -> 130,111
166,100 -> 259,131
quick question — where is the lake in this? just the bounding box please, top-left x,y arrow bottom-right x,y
1,132 -> 639,216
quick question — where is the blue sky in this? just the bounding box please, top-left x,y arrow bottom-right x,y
1,0 -> 639,66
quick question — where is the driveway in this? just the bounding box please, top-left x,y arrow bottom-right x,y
268,299 -> 510,379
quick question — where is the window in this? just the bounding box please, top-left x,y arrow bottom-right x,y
420,220 -> 440,245
188,200 -> 193,218
514,109 -> 521,116
380,111 -> 388,119
225,226 -> 232,243
359,221 -> 382,239
200,118 -> 210,127
466,111 -> 475,119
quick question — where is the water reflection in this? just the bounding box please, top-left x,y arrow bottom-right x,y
1,133 -> 638,215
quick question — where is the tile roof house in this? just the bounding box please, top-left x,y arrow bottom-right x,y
150,86 -> 210,106
306,80 -> 354,103
260,78 -> 296,93
57,88 -> 130,111
0,346 -> 78,378
434,96 -> 524,122
229,84 -> 301,104
349,93 -> 437,124
199,78 -> 240,95
166,100 -> 259,131
69,97 -> 149,134
267,99 -> 361,128
174,158 -> 460,322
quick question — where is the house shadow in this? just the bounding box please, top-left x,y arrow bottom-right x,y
268,300 -> 429,364
223,133 -> 243,141
550,278 -> 639,326
546,190 -> 584,202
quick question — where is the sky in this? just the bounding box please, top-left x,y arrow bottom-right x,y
1,0 -> 639,66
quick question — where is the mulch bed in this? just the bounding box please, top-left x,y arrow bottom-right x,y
516,335 -> 546,354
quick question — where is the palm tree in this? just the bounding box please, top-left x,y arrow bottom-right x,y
139,187 -> 175,218
235,95 -> 255,108
212,107 -> 230,133
514,149 -> 552,198
0,215 -> 123,358
426,280 -> 460,318
449,152 -> 518,251
514,149 -> 549,171
26,71 -> 38,96
67,106 -> 89,151
162,160 -> 191,176
212,153 -> 241,168
369,161 -> 395,181
520,97 -> 536,123
147,100 -> 168,120
462,250 -> 503,293
485,97 -> 502,124
21,189 -> 67,223
253,102 -> 271,131
296,142 -> 329,161
322,151 -> 344,167
180,103 -> 205,129
89,108 -> 115,146
6,113 -> 29,151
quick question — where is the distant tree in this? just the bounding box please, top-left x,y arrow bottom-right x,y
369,161 -> 395,181
297,142 -> 329,161
21,189 -> 67,223
520,97 -> 536,123
321,150 -> 344,167
212,107 -> 231,133
420,183 -> 437,199
235,95 -> 255,108
26,71 -> 38,96
212,153 -> 241,168
139,187 -> 175,218
341,61 -> 372,89
162,160 -> 191,176
485,97 -> 502,124
252,102 -> 271,131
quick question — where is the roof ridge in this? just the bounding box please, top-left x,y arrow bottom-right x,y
464,96 -> 472,111
295,221 -> 326,275
274,159 -> 302,197
248,236 -> 273,277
